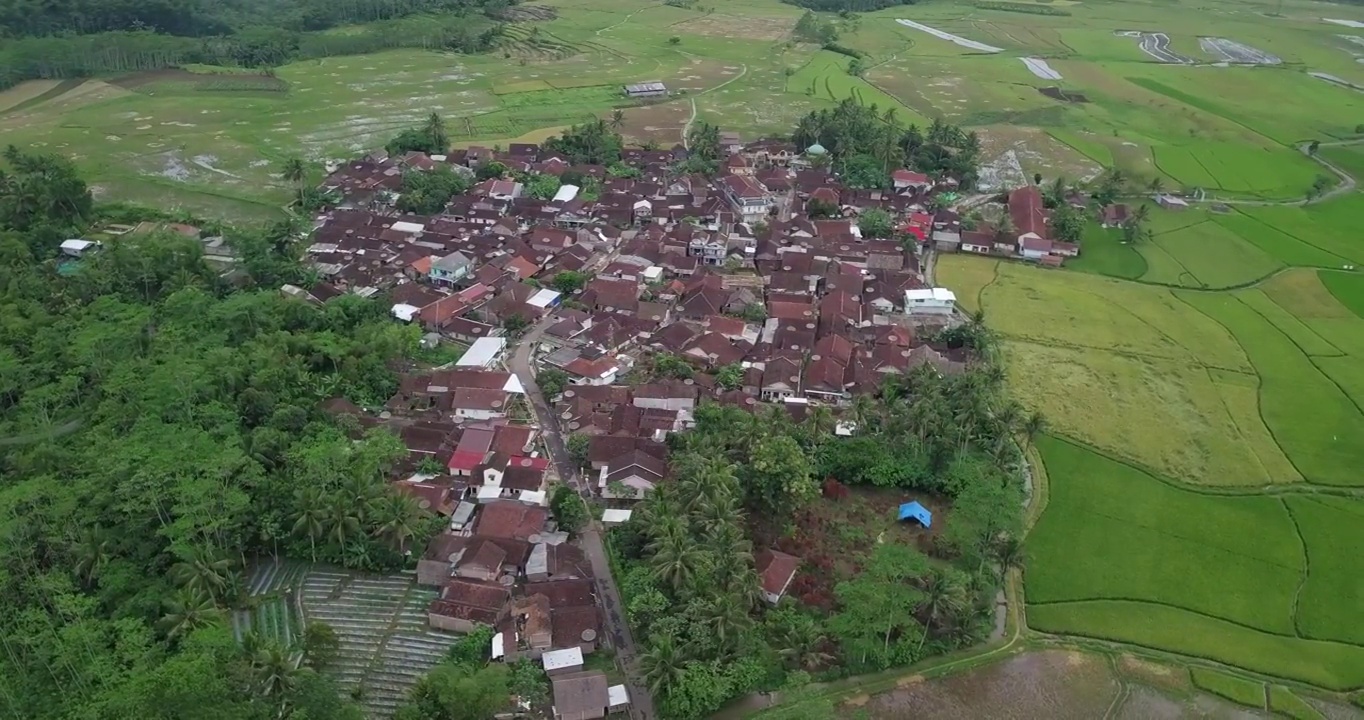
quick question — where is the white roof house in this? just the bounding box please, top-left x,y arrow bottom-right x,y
602,508 -> 633,525
391,303 -> 421,322
455,337 -> 508,368
391,221 -> 425,234
553,184 -> 580,203
642,266 -> 663,282
541,647 -> 584,673
528,288 -> 562,308
60,238 -> 99,256
905,288 -> 957,316
608,685 -> 629,708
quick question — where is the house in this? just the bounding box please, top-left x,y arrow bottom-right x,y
60,239 -> 100,258
417,533 -> 467,585
451,388 -> 511,421
1157,194 -> 1189,210
891,169 -> 932,193
1007,185 -> 1049,241
474,500 -> 549,541
755,550 -> 801,605
1018,234 -> 1052,260
623,82 -> 667,98
632,382 -> 698,412
552,671 -> 610,720
1100,203 -> 1129,228
542,647 -> 585,676
448,426 -> 496,475
455,337 -> 508,369
904,288 -> 956,316
598,449 -> 667,499
430,251 -> 474,286
720,174 -> 771,224
428,579 -> 511,632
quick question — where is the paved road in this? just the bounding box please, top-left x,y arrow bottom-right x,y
509,319 -> 658,720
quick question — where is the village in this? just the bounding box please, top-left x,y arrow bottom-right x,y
264,123 -> 1083,719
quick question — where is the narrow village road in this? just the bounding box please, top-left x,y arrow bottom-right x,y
509,320 -> 658,720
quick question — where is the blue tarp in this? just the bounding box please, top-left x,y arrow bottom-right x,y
898,501 -> 933,528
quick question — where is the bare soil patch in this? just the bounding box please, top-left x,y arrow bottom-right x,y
673,13 -> 796,41
1039,86 -> 1088,103
618,100 -> 691,145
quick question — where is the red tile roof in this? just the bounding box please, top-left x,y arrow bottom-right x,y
1008,186 -> 1048,239
756,550 -> 800,597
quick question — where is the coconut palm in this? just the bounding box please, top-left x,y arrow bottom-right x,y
159,588 -> 222,640
991,536 -> 1025,576
774,617 -> 834,671
291,488 -> 328,561
702,594 -> 754,652
369,492 -> 427,554
917,568 -> 971,642
1021,410 -> 1047,449
1148,176 -> 1164,195
609,109 -> 625,130
639,635 -> 686,694
71,525 -> 112,586
250,638 -> 303,699
423,113 -> 448,152
650,528 -> 705,591
281,156 -> 307,192
325,495 -> 363,548
170,547 -> 234,602
804,405 -> 836,439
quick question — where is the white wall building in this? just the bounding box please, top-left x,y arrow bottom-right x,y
904,287 -> 957,316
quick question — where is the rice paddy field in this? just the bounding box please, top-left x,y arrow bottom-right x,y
939,184 -> 1364,693
2,0 -> 1364,220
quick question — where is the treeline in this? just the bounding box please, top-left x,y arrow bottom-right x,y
0,145 -> 440,717
792,99 -> 983,189
0,18 -> 502,90
781,0 -> 916,13
0,0 -> 508,39
974,1 -> 1071,16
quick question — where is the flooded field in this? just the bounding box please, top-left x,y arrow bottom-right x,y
835,651 -> 1363,720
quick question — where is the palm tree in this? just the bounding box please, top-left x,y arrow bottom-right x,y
71,525 -> 112,586
1021,410 -> 1047,450
292,488 -> 327,562
370,492 -> 428,554
609,109 -> 625,130
916,568 -> 970,653
1130,203 -> 1150,224
847,393 -> 878,433
424,112 -> 448,152
805,405 -> 835,440
703,594 -> 754,652
775,618 -> 834,671
1148,176 -> 1164,195
250,638 -> 303,700
639,636 -> 685,694
991,536 -> 1025,576
170,547 -> 234,602
650,529 -> 705,591
325,496 -> 362,549
281,156 -> 307,193
159,588 -> 221,640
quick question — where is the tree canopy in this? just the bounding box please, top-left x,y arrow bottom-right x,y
793,100 -> 981,189
0,147 -> 442,718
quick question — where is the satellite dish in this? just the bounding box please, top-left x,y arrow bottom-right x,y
581,629 -> 597,642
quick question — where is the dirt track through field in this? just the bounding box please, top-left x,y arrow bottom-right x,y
1020,57 -> 1062,80
1118,31 -> 1194,64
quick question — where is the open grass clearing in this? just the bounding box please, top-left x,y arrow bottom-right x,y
1178,292 -> 1364,486
933,255 -> 997,315
1064,223 -> 1146,280
1212,212 -> 1352,269
1262,270 -> 1363,320
1189,668 -> 1267,708
1027,436 -> 1303,632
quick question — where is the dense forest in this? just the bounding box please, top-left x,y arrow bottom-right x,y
0,0 -> 507,90
0,145 -> 448,717
608,320 -> 1034,719
793,100 -> 983,190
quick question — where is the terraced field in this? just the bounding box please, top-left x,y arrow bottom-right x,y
235,561 -> 460,719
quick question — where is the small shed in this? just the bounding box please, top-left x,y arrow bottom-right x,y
898,501 -> 933,528
624,82 -> 667,98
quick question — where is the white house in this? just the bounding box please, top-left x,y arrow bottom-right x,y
60,239 -> 100,258
721,174 -> 771,224
904,287 -> 957,316
456,337 -> 508,368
